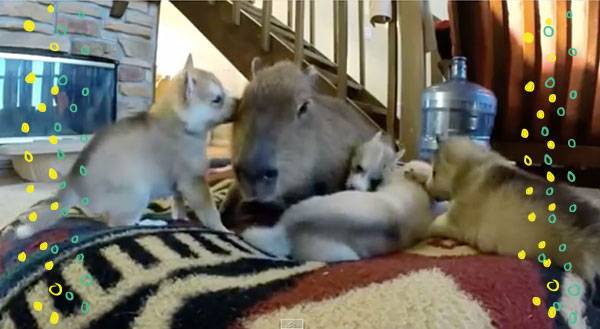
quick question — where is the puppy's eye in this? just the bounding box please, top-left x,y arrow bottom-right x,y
355,165 -> 364,173
297,101 -> 309,118
212,95 -> 223,105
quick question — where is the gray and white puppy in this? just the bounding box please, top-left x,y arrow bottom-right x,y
12,54 -> 234,239
241,132 -> 434,261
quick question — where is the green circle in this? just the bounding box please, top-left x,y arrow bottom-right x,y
569,90 -> 578,99
569,203 -> 577,213
65,291 -> 74,301
81,197 -> 89,206
82,87 -> 90,96
567,283 -> 581,297
56,149 -> 65,160
80,273 -> 93,287
56,24 -> 68,36
543,26 -> 554,37
79,165 -> 88,176
541,126 -> 550,137
548,213 -> 557,224
543,154 -> 553,166
69,104 -> 78,113
564,262 -> 573,272
59,181 -> 67,189
71,235 -> 80,244
81,301 -> 90,315
568,48 -> 577,56
57,75 -> 68,86
80,135 -> 88,143
80,45 -> 91,56
50,244 -> 60,254
567,170 -> 576,183
544,77 -> 555,88
553,301 -> 562,311
568,312 -> 578,325
60,207 -> 69,217
558,243 -> 567,252
566,10 -> 573,19
557,107 -> 566,117
545,187 -> 554,196
75,253 -> 84,263
568,139 -> 576,148
537,252 -> 547,263
53,122 -> 62,133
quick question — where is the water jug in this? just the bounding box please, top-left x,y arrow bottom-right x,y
419,56 -> 497,160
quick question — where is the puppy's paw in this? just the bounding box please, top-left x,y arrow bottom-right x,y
403,160 -> 432,185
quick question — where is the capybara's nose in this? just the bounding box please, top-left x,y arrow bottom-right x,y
260,168 -> 279,181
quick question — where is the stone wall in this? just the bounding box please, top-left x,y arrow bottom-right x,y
0,0 -> 159,119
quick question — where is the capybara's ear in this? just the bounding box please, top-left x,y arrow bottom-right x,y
251,57 -> 266,78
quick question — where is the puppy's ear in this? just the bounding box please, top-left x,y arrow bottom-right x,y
395,148 -> 406,163
251,57 -> 266,79
184,53 -> 194,71
304,65 -> 319,85
184,69 -> 194,103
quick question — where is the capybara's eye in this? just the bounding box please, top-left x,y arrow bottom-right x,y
297,101 -> 309,117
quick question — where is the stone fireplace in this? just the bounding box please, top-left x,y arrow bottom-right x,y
0,0 -> 160,177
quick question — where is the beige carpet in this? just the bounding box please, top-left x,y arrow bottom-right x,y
0,175 -> 56,229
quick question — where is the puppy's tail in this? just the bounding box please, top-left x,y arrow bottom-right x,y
241,224 -> 290,258
13,187 -> 79,240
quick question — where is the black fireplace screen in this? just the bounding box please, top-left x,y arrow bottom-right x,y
0,52 -> 116,142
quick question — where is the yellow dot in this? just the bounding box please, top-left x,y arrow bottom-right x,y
538,240 -> 546,249
545,18 -> 552,25
49,135 -> 58,144
25,184 -> 35,193
548,94 -> 556,103
50,85 -> 59,95
524,32 -> 534,44
33,301 -> 43,312
49,42 -> 60,52
547,171 -> 555,182
547,140 -> 555,149
44,261 -> 54,271
48,168 -> 58,180
517,250 -> 527,260
49,311 -> 60,325
39,242 -> 48,251
521,128 -> 529,138
47,4 -> 55,13
524,81 -> 535,92
21,122 -> 30,133
25,72 -> 36,84
543,258 -> 552,268
24,150 -> 34,163
548,53 -> 557,62
525,186 -> 534,195
23,20 -> 35,32
548,203 -> 556,211
528,212 -> 537,222
532,296 -> 541,306
28,211 -> 38,222
524,155 -> 533,166
548,306 -> 557,319
536,110 -> 545,119
50,202 -> 59,211
38,102 -> 47,113
18,252 -> 27,262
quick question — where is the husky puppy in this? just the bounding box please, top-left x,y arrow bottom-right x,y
427,137 -> 600,283
241,132 -> 433,261
12,55 -> 234,239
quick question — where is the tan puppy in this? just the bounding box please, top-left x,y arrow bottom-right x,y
427,137 -> 600,283
11,54 -> 234,239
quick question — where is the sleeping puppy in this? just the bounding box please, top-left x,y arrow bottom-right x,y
241,132 -> 434,262
427,137 -> 600,283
